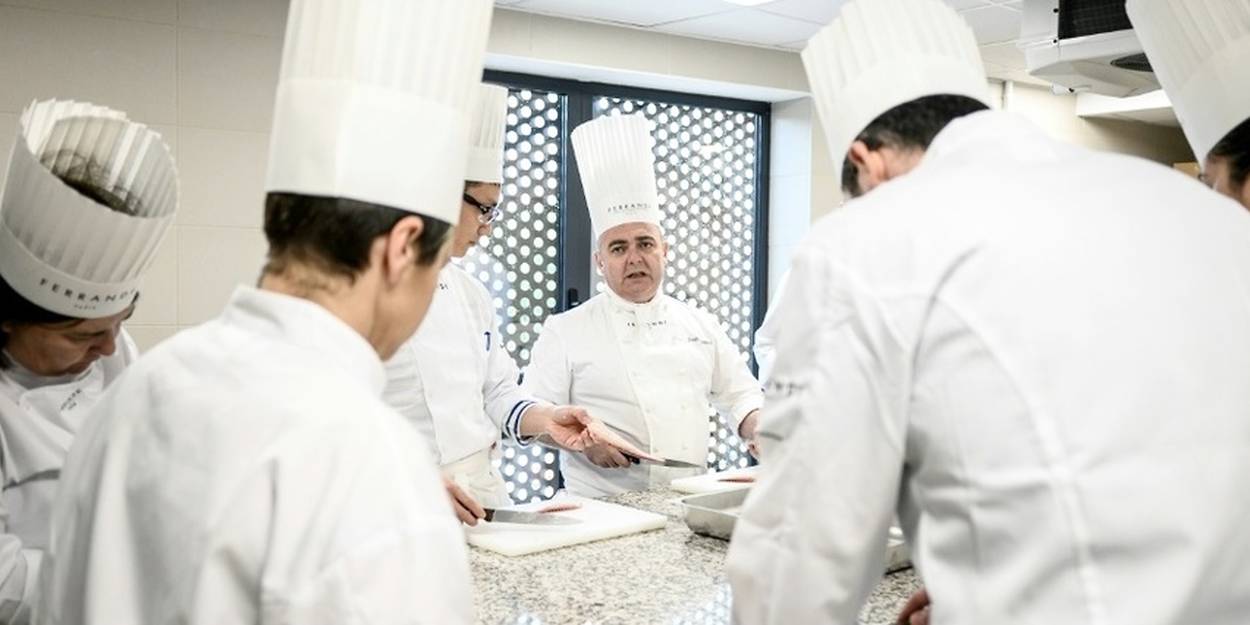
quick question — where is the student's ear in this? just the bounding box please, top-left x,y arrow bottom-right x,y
382,215 -> 427,283
848,140 -> 888,195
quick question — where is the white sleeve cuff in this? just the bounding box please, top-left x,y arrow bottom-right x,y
505,400 -> 538,446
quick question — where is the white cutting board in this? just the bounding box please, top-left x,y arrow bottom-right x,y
669,466 -> 759,494
466,494 -> 666,557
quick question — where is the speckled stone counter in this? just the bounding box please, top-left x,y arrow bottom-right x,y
470,488 -> 921,624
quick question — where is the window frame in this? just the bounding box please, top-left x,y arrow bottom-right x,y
483,70 -> 772,359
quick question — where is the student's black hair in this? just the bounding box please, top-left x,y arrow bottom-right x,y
842,94 -> 990,198
1208,118 -> 1250,191
0,277 -> 80,369
262,192 -> 453,282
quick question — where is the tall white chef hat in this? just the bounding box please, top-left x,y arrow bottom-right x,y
571,114 -> 663,241
1127,0 -> 1250,163
264,0 -> 494,224
0,99 -> 177,318
466,84 -> 509,185
802,0 -> 990,186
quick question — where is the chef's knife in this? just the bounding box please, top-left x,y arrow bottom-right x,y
623,453 -> 704,469
482,508 -> 582,525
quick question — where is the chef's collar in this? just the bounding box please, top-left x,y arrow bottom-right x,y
604,280 -> 666,315
221,286 -> 387,396
922,110 -> 1056,167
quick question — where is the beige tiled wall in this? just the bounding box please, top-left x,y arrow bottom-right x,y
768,98 -> 824,303
0,0 -> 287,351
176,27 -> 282,132
177,128 -> 269,228
0,112 -> 17,191
487,8 -> 808,101
1007,83 -> 1193,164
177,0 -> 288,37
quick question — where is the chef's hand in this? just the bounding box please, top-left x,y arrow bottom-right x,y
443,477 -> 485,527
542,406 -> 599,450
738,410 -> 762,460
583,442 -> 633,468
582,419 -> 660,463
519,405 -> 661,463
518,405 -> 595,450
896,588 -> 930,625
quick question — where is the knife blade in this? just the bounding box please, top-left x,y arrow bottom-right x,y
482,508 -> 582,525
623,453 -> 704,469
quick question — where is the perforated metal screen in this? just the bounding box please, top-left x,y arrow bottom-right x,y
593,96 -> 760,472
460,87 -> 564,503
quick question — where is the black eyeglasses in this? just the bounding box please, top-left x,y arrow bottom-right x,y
463,193 -> 502,225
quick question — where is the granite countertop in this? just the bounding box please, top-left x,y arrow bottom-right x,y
470,488 -> 921,625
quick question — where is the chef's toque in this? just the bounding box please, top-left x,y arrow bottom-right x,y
0,99 -> 177,317
264,0 -> 495,224
802,0 -> 991,185
1128,0 -> 1250,163
571,114 -> 663,241
466,84 -> 509,185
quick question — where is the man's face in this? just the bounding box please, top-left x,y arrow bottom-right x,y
594,222 -> 668,304
1202,155 -> 1250,211
2,305 -> 134,376
451,183 -> 503,258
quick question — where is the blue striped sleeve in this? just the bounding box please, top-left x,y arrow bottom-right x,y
506,400 -> 538,445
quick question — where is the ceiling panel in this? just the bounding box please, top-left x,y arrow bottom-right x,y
960,4 -> 1023,44
500,1 -> 1029,51
653,8 -> 823,47
508,0 -> 733,28
944,0 -> 994,9
495,0 -> 1142,110
758,0 -> 842,25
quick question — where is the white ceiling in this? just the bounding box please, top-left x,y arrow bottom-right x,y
496,0 -> 1046,85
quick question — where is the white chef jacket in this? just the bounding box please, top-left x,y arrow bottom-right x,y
751,271 -> 788,386
383,263 -> 537,506
524,287 -> 763,497
0,331 -> 137,624
727,110 -> 1250,625
37,286 -> 472,625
